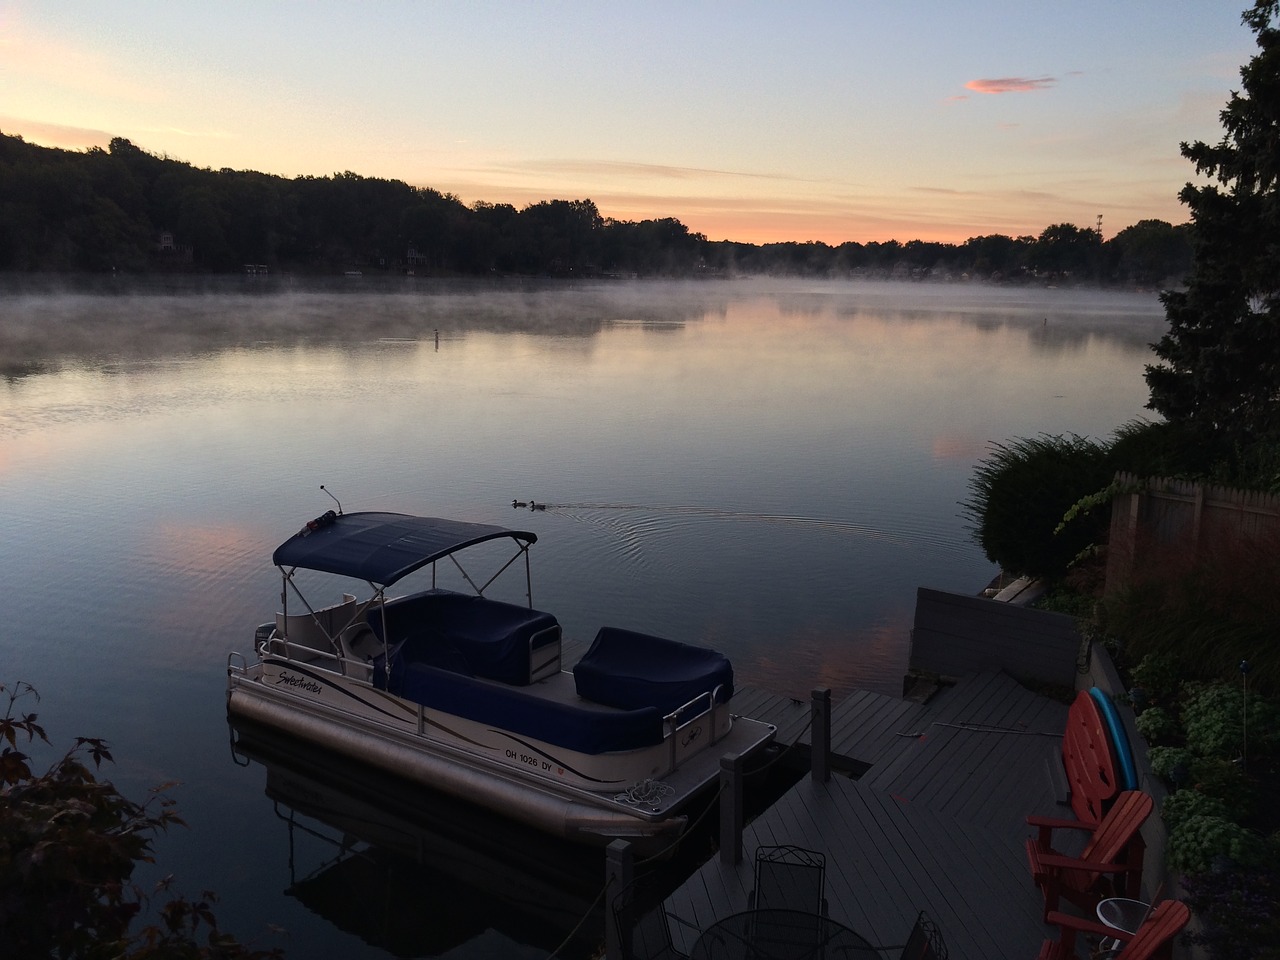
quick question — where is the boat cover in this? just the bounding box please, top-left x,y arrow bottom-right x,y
273,512 -> 537,587
573,626 -> 734,715
373,590 -> 560,686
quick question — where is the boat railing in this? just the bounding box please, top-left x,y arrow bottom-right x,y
276,592 -> 363,659
263,634 -> 343,668
661,684 -> 728,774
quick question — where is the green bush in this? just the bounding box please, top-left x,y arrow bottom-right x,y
1168,814 -> 1267,874
1188,757 -> 1256,822
1135,705 -> 1179,745
1161,789 -> 1231,831
1148,745 -> 1196,784
1128,652 -> 1188,708
1183,682 -> 1280,760
963,433 -> 1114,580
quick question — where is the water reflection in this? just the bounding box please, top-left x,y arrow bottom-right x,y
0,277 -> 1164,376
0,277 -> 1167,954
229,718 -> 602,959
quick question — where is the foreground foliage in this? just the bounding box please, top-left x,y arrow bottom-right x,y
0,681 -> 283,959
1128,663 -> 1280,960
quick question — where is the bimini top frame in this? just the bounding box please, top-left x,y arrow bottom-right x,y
272,511 -> 538,590
272,511 -> 540,640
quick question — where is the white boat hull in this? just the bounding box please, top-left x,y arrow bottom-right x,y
227,657 -> 775,852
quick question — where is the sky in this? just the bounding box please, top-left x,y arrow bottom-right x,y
0,1 -> 1260,244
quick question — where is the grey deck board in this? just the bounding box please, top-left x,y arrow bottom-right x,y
863,670 -> 1067,833
728,686 -> 811,747
663,670 -> 1072,960
664,776 -> 1049,959
732,683 -> 934,768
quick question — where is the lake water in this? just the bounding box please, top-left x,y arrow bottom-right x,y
0,277 -> 1165,957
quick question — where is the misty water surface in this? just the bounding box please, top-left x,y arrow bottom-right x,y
0,276 -> 1165,958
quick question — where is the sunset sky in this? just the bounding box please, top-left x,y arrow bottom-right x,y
0,1 -> 1258,244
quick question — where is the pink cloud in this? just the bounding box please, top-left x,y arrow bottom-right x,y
965,76 -> 1057,94
0,116 -> 113,150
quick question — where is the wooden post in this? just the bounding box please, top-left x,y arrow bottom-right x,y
812,688 -> 831,783
1191,483 -> 1205,551
604,839 -> 635,960
1105,479 -> 1141,596
720,752 -> 743,865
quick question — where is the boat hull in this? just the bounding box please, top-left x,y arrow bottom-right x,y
227,663 -> 775,853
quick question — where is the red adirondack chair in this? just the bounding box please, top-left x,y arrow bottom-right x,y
1061,688 -> 1120,826
1025,789 -> 1153,921
1036,899 -> 1190,960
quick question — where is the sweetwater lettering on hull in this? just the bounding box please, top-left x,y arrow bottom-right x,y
226,509 -> 775,852
274,672 -> 323,693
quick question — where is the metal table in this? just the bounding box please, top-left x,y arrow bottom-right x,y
1097,897 -> 1151,952
691,909 -> 879,960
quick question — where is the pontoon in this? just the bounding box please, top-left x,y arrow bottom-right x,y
226,509 -> 776,852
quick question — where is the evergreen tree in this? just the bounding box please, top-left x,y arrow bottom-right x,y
1146,1 -> 1280,438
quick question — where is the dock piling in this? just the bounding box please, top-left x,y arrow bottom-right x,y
812,687 -> 831,782
604,839 -> 634,960
719,752 -> 744,865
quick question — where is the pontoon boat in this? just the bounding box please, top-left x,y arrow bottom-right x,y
226,509 -> 776,852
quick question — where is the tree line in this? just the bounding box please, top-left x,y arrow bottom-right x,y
1,130 -> 1190,285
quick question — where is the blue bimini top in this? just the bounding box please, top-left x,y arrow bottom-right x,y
272,511 -> 537,588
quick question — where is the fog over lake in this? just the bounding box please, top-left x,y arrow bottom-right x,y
0,276 -> 1165,957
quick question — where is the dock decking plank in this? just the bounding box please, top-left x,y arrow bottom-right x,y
665,775 -> 1048,959
663,670 -> 1070,960
729,686 -> 810,746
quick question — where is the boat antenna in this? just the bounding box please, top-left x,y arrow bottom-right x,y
320,484 -> 343,515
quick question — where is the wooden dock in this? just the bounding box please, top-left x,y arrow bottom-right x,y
662,668 -> 1072,959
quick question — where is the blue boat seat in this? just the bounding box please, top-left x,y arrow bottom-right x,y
573,626 -> 733,716
380,658 -> 664,754
369,590 -> 561,686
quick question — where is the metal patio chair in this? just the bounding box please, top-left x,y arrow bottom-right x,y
898,910 -> 949,960
748,844 -> 828,915
610,876 -> 692,960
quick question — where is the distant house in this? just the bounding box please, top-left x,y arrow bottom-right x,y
155,229 -> 193,263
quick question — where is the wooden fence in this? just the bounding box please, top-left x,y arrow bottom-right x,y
1105,472 -> 1280,593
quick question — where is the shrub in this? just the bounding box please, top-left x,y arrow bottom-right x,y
1188,756 -> 1256,822
0,681 -> 283,959
1182,863 -> 1280,960
1098,532 -> 1280,693
1161,789 -> 1230,831
1106,418 -> 1224,479
1182,681 -> 1280,760
1168,814 -> 1266,874
1148,745 -> 1196,784
1134,705 -> 1179,745
1128,652 -> 1188,709
962,433 -> 1114,580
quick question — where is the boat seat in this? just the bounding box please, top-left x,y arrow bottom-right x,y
370,590 -> 561,685
387,659 -> 665,754
275,594 -> 359,660
573,626 -> 734,716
